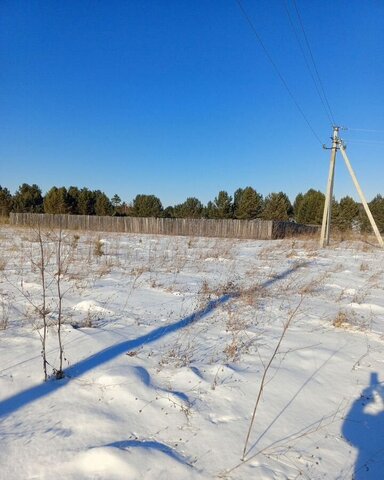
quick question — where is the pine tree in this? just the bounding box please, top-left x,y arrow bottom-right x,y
360,195 -> 384,233
0,186 -> 13,216
211,191 -> 233,218
77,188 -> 96,215
44,187 -> 69,214
262,192 -> 292,220
133,194 -> 163,217
296,189 -> 325,225
203,201 -> 215,219
13,183 -> 44,213
293,193 -> 304,220
67,186 -> 80,214
334,196 -> 359,231
162,206 -> 175,218
174,197 -> 204,218
111,194 -> 121,208
234,187 -> 263,219
233,188 -> 244,217
94,191 -> 113,216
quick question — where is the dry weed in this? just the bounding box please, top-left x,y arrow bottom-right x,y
332,311 -> 349,328
332,309 -> 371,331
359,262 -> 369,272
0,258 -> 6,271
93,238 -> 104,257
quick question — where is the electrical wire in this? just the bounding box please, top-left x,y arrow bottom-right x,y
235,0 -> 324,146
345,139 -> 384,146
292,0 -> 336,126
347,128 -> 384,134
282,0 -> 334,126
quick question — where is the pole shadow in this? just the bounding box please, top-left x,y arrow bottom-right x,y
342,372 -> 384,479
0,262 -> 308,419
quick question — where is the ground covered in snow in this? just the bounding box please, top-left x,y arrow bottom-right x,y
0,226 -> 383,479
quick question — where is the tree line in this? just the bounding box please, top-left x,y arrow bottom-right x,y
1,183 -> 383,232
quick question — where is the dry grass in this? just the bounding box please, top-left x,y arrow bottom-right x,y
93,238 -> 104,257
0,258 -> 6,271
332,309 -> 371,331
332,311 -> 349,328
359,262 -> 369,272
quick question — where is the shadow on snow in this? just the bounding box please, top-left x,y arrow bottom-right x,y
0,262 -> 308,419
100,439 -> 190,465
342,372 -> 384,479
133,365 -> 189,403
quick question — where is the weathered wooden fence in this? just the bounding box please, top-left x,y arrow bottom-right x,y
9,213 -> 319,240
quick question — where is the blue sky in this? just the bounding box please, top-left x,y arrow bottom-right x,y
1,0 -> 383,206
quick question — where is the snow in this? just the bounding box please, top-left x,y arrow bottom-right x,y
0,226 -> 383,479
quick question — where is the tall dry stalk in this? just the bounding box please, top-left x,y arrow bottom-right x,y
242,297 -> 303,460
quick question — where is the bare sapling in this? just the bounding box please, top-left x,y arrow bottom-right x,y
32,227 -> 50,381
5,227 -> 52,380
52,222 -> 78,378
54,224 -> 65,378
242,296 -> 303,461
7,225 -> 75,380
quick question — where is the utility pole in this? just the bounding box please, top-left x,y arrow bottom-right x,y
320,126 -> 384,248
320,126 -> 339,247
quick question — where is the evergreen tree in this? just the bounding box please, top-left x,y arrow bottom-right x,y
162,206 -> 175,218
233,188 -> 244,217
234,186 -> 263,219
43,187 -> 69,214
13,183 -> 44,213
0,186 -> 13,216
67,186 -> 80,214
174,197 -> 204,218
77,188 -> 96,215
333,196 -> 359,231
133,194 -> 163,217
262,192 -> 292,220
211,191 -> 233,218
360,195 -> 384,233
94,191 -> 113,216
296,189 -> 325,225
293,193 -> 304,220
203,201 -> 215,219
111,194 -> 122,208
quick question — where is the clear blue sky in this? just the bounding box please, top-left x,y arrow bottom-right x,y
1,0 -> 383,206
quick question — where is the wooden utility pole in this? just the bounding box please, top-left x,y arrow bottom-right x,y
320,126 -> 384,248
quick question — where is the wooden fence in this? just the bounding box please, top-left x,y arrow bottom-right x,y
9,213 -> 319,240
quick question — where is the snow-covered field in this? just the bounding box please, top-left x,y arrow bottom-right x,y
0,226 -> 383,479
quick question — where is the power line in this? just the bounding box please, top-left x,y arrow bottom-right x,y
291,0 -> 336,125
235,0 -> 323,146
347,128 -> 384,134
282,0 -> 334,126
345,139 -> 384,146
